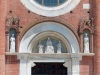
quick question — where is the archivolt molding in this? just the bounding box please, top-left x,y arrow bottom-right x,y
28,31 -> 71,53
20,17 -> 79,42
21,0 -> 80,17
19,21 -> 80,53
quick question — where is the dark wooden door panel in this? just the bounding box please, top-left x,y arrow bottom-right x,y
31,63 -> 67,75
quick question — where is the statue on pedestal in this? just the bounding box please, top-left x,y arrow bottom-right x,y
57,41 -> 62,53
84,33 -> 90,53
10,34 -> 15,52
38,41 -> 43,53
45,37 -> 54,53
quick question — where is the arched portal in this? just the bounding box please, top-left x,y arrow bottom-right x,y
19,22 -> 81,75
19,22 -> 80,53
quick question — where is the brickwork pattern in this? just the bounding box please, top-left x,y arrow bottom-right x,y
0,0 -> 98,75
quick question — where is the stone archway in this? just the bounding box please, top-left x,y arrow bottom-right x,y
19,22 -> 81,75
19,22 -> 80,53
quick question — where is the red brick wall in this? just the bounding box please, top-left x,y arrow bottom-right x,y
0,0 -> 98,75
0,0 -> 7,75
93,0 -> 100,75
80,57 -> 94,75
5,62 -> 19,75
6,0 -> 90,30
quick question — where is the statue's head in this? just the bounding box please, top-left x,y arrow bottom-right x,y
39,41 -> 41,44
59,41 -> 61,43
47,37 -> 52,41
12,34 -> 14,37
85,33 -> 88,37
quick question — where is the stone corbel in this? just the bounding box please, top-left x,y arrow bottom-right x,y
31,62 -> 36,67
63,62 -> 68,67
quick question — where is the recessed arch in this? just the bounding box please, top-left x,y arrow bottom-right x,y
20,18 -> 79,41
19,22 -> 80,53
28,31 -> 71,53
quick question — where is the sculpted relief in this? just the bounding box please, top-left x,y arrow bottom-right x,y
38,37 -> 65,54
45,37 -> 54,53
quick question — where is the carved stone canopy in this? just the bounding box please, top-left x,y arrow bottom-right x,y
5,16 -> 22,34
79,18 -> 94,34
6,16 -> 20,26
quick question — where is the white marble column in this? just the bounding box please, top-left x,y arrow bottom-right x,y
17,54 -> 29,75
28,61 -> 36,75
63,62 -> 70,75
72,57 -> 80,75
71,54 -> 82,75
63,59 -> 72,75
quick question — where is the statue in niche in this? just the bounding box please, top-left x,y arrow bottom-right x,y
38,41 -> 43,53
10,34 -> 15,52
45,37 -> 54,53
84,33 -> 90,53
57,41 -> 62,53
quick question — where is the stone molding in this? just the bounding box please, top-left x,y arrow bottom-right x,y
21,0 -> 80,17
28,31 -> 71,53
20,17 -> 79,42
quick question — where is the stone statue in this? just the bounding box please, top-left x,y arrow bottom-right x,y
45,37 -> 54,53
38,41 -> 43,53
10,34 -> 15,52
46,37 -> 52,46
84,33 -> 90,53
57,41 -> 62,53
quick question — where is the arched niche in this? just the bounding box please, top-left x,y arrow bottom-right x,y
19,22 -> 80,53
9,28 -> 17,52
9,28 -> 17,40
83,29 -> 91,53
78,18 -> 94,53
83,29 -> 91,46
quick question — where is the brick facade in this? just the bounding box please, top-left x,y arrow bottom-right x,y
0,0 -> 99,75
